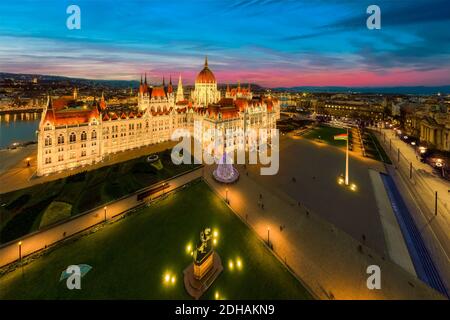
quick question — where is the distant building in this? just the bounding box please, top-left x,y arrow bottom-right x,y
403,102 -> 450,152
318,100 -> 384,120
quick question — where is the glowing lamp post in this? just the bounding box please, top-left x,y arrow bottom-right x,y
26,157 -> 31,167
334,130 -> 349,185
267,227 -> 270,246
436,159 -> 445,177
104,206 -> 107,222
18,241 -> 22,262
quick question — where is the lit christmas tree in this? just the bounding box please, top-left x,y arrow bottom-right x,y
212,152 -> 239,183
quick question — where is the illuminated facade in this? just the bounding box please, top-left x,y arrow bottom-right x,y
37,58 -> 280,176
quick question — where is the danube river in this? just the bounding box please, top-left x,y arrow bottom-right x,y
0,113 -> 41,149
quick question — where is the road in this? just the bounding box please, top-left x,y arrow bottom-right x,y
373,128 -> 450,292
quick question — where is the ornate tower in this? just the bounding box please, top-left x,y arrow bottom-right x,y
176,74 -> 184,102
191,56 -> 221,107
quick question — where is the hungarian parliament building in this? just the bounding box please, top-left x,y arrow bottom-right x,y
37,58 -> 280,176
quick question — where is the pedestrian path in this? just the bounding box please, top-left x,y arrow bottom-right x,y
351,127 -> 364,156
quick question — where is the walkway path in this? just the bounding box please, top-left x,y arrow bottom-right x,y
0,167 -> 203,267
351,127 -> 364,156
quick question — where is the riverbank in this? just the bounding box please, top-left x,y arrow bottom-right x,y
0,145 -> 36,176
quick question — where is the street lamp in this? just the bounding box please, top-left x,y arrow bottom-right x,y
18,241 -> 22,262
267,227 -> 270,246
225,188 -> 229,203
26,157 -> 31,167
436,159 -> 445,177
104,206 -> 107,222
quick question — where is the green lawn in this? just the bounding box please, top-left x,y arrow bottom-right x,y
303,125 -> 349,148
0,149 -> 199,244
39,201 -> 72,228
0,181 -> 312,300
366,131 -> 392,164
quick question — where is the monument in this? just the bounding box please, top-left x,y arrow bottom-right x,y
183,228 -> 223,299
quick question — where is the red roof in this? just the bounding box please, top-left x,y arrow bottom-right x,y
151,87 -> 166,98
43,108 -> 99,126
176,100 -> 189,106
196,66 -> 216,83
52,97 -> 74,110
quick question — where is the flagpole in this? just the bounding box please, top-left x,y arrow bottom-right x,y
345,128 -> 349,185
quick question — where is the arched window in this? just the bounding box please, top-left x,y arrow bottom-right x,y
81,131 -> 87,141
70,132 -> 76,143
45,136 -> 52,146
57,134 -> 64,144
91,130 -> 97,140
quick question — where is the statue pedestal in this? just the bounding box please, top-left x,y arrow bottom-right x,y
194,250 -> 214,280
183,251 -> 223,300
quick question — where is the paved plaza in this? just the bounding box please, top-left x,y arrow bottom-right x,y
250,133 -> 388,254
202,133 -> 445,299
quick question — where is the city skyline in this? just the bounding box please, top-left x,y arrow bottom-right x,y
0,0 -> 450,87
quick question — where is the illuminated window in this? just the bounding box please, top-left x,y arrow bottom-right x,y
69,132 -> 76,143
45,136 -> 52,146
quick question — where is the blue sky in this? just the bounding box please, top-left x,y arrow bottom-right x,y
0,0 -> 449,87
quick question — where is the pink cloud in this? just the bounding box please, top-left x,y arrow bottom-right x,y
182,68 -> 450,87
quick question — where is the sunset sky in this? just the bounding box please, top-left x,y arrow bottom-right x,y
0,0 -> 449,87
